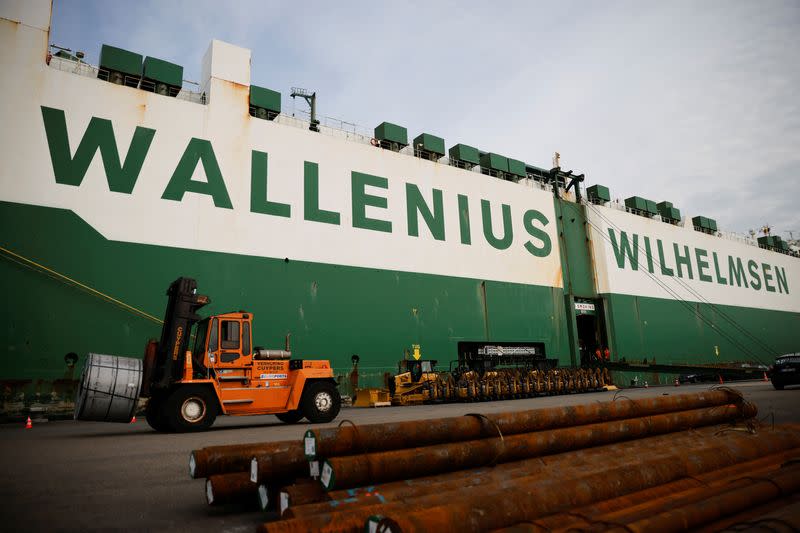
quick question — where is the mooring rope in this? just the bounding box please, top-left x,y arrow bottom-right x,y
0,244 -> 162,324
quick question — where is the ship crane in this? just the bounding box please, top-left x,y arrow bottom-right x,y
547,166 -> 585,202
291,87 -> 320,132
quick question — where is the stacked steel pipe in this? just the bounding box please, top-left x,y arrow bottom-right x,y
187,388 -> 800,532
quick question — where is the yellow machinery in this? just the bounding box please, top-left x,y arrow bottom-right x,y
348,354 -> 392,407
390,358 -> 612,405
390,346 -> 445,406
353,388 -> 392,407
385,344 -> 614,406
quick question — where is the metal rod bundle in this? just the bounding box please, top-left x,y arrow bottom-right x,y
258,429 -> 800,532
319,403 -> 755,490
303,389 -> 743,460
498,447 -> 800,532
185,389 -> 799,533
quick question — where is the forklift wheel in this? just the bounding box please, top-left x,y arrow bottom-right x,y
144,396 -> 172,433
275,410 -> 305,424
301,381 -> 341,423
165,386 -> 219,432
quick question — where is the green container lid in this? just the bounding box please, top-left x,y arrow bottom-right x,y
507,158 -> 526,177
99,44 -> 142,77
587,184 -> 611,202
250,85 -> 281,114
480,153 -> 509,173
413,133 -> 445,156
375,122 -> 408,146
657,201 -> 673,210
143,56 -> 183,87
448,144 -> 480,165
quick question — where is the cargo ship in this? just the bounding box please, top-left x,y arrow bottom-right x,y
1,1 -> 798,418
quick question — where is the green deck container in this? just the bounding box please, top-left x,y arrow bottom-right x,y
625,196 -> 648,212
480,153 -> 509,173
375,122 -> 408,146
142,57 -> 183,88
99,44 -> 142,77
448,144 -> 480,165
645,199 -> 658,215
658,204 -> 681,221
507,159 -> 526,178
413,133 -> 445,156
692,216 -> 716,230
249,85 -> 281,114
587,184 -> 611,202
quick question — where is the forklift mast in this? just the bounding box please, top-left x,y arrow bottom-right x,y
151,277 -> 210,390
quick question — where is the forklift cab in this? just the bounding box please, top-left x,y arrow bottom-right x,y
191,312 -> 253,378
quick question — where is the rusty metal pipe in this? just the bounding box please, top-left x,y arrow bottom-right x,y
304,389 -> 744,460
377,435 -> 800,533
622,463 -> 800,533
521,446 -> 800,532
190,440 -> 297,478
205,472 -> 257,506
278,480 -> 330,516
532,458 -> 796,532
591,452 -> 800,528
249,447 -> 309,484
324,425 -> 721,502
289,430 -> 787,520
702,497 -> 800,532
320,404 -> 756,490
258,429 -> 799,533
290,430 -> 718,518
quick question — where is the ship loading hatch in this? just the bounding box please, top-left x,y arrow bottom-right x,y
574,298 -> 609,367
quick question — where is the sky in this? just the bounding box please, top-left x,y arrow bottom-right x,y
50,0 -> 800,240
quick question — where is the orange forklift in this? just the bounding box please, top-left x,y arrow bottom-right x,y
75,277 -> 341,432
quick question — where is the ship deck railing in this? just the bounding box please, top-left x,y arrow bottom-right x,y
47,55 -> 205,104
593,199 -> 799,256
44,55 -> 566,191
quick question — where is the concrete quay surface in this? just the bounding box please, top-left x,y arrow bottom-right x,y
0,381 -> 797,532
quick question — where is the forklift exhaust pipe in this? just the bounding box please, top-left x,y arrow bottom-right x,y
74,353 -> 143,423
